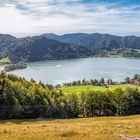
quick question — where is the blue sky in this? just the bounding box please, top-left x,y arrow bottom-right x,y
0,0 -> 140,37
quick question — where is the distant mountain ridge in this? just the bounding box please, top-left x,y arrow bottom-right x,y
1,32 -> 140,63
44,33 -> 140,50
0,34 -> 16,43
0,34 -> 91,62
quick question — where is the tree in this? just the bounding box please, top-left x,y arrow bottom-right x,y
65,93 -> 80,118
72,81 -> 78,86
113,88 -> 128,116
125,88 -> 140,115
0,71 -> 6,95
30,78 -> 36,83
94,79 -> 99,86
125,77 -> 131,83
82,79 -> 87,85
107,79 -> 114,85
90,79 -> 95,85
134,74 -> 139,80
77,80 -> 81,86
100,78 -> 105,85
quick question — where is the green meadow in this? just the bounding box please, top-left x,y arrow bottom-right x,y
0,57 -> 11,63
62,84 -> 139,94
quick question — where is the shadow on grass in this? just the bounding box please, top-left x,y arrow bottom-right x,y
0,114 -> 139,124
0,117 -> 83,124
0,118 -> 57,124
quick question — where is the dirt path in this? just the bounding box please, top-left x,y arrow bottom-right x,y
118,134 -> 140,140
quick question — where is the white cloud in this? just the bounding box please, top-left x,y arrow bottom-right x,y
0,6 -> 30,32
0,0 -> 140,37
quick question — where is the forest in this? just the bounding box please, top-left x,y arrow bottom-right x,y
0,71 -> 140,119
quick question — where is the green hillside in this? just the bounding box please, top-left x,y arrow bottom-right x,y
62,84 -> 139,94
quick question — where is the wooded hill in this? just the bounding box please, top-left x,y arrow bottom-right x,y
0,34 -> 91,63
44,33 -> 140,50
1,33 -> 140,63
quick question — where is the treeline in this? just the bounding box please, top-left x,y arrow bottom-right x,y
0,72 -> 140,119
42,78 -> 115,90
62,74 -> 140,88
125,74 -> 140,85
62,78 -> 115,87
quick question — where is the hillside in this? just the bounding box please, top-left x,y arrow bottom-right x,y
0,34 -> 16,43
0,115 -> 139,140
1,33 -> 140,63
0,35 -> 91,62
44,33 -> 140,50
62,84 -> 140,94
0,34 -> 17,59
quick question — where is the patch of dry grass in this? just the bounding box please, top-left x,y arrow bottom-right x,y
0,115 -> 139,140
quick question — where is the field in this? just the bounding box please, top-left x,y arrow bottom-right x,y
0,57 -> 11,63
0,115 -> 139,140
62,84 -> 139,94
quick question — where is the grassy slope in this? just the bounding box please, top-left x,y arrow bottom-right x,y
0,115 -> 139,140
0,57 -> 11,63
62,84 -> 139,94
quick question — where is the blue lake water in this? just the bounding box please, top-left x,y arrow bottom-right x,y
5,58 -> 140,84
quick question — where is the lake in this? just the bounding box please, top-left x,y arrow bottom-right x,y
3,58 -> 140,84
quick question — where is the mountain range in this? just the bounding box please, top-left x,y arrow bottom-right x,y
1,33 -> 140,63
44,33 -> 140,50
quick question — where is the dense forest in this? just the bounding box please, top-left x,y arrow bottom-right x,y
0,72 -> 140,119
1,33 -> 140,63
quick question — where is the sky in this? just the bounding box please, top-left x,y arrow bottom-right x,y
0,0 -> 140,37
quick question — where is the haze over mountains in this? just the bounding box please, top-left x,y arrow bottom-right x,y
1,33 -> 140,63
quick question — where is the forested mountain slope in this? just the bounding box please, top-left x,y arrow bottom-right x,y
0,35 -> 91,62
44,33 -> 140,50
1,33 -> 140,63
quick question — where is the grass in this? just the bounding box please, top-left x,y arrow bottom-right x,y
0,115 -> 139,140
0,57 -> 11,63
62,84 -> 140,94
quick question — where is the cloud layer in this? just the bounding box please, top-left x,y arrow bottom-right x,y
0,0 -> 140,37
